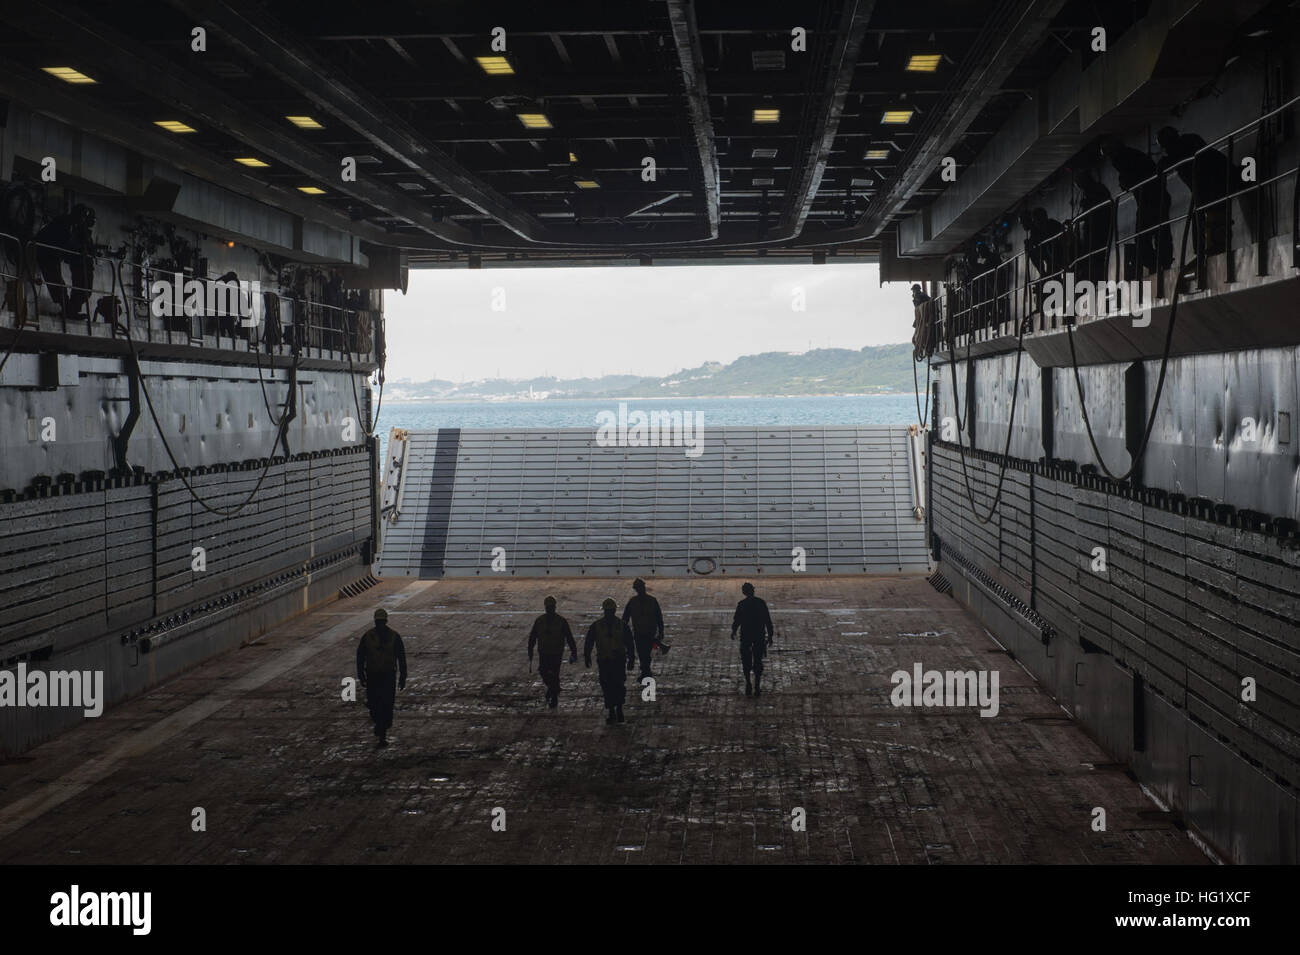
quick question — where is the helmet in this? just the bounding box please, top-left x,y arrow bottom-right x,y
374,608 -> 388,623
601,597 -> 617,611
544,595 -> 557,609
742,582 -> 755,596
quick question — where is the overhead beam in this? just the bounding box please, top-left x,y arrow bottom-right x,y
897,0 -> 1271,256
776,0 -> 875,240
0,56 -> 394,256
549,33 -> 575,68
332,73 -> 956,102
854,0 -> 1069,239
164,0 -> 547,242
665,0 -> 721,238
10,1 -> 477,247
166,0 -> 729,251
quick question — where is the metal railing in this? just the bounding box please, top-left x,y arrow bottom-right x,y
914,93 -> 1300,358
0,234 -> 379,363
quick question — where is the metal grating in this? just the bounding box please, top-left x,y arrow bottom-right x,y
375,425 -> 932,578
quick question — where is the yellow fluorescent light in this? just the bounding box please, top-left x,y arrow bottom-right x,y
475,55 -> 514,75
517,112 -> 552,129
286,115 -> 323,129
905,54 -> 942,72
574,179 -> 599,189
235,157 -> 270,167
881,109 -> 914,124
569,152 -> 578,163
43,66 -> 96,84
864,148 -> 890,160
297,186 -> 326,195
752,108 -> 781,123
155,120 -> 197,133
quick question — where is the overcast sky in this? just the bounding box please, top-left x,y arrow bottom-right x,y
383,262 -> 915,383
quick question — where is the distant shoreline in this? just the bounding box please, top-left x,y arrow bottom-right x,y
382,392 -> 919,403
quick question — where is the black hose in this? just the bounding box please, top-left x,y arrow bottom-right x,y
345,310 -> 384,439
945,304 -> 1028,526
912,347 -> 932,428
115,260 -> 298,517
1065,190 -> 1197,483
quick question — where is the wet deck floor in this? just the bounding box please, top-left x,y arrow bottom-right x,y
0,575 -> 1207,864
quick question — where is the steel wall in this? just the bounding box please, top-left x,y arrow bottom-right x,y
0,360 -> 373,491
0,447 -> 373,662
935,344 -> 1300,522
931,442 -> 1300,862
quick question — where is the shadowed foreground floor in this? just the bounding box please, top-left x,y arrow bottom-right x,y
0,575 -> 1206,864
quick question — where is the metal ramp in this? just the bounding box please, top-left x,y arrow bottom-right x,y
374,425 -> 932,578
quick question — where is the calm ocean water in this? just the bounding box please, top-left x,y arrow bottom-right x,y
372,393 -> 923,462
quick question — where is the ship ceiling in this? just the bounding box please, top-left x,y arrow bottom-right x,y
0,0 -> 1175,265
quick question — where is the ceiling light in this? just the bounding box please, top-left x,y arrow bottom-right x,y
751,50 -> 786,71
881,109 -> 914,124
569,152 -> 578,163
286,115 -> 323,129
42,66 -> 96,84
297,186 -> 326,194
475,56 -> 515,75
752,108 -> 781,123
905,54 -> 942,72
574,179 -> 600,189
235,157 -> 269,167
751,147 -> 778,159
864,148 -> 890,160
397,182 -> 424,191
517,113 -> 552,129
752,177 -> 774,186
154,120 -> 197,133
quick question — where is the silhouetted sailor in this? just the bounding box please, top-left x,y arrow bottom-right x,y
528,595 -> 577,709
1072,168 -> 1113,280
356,608 -> 406,747
34,205 -> 96,319
965,235 -> 1005,326
623,578 -> 669,679
1156,125 -> 1234,257
584,597 -> 634,724
1017,211 -> 1043,275
731,582 -> 774,697
1030,208 -> 1064,276
1101,139 -> 1172,275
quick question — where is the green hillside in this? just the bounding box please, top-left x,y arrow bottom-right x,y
386,342 -> 918,399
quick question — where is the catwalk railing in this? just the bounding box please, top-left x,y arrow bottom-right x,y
0,235 -> 379,365
912,94 -> 1300,360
